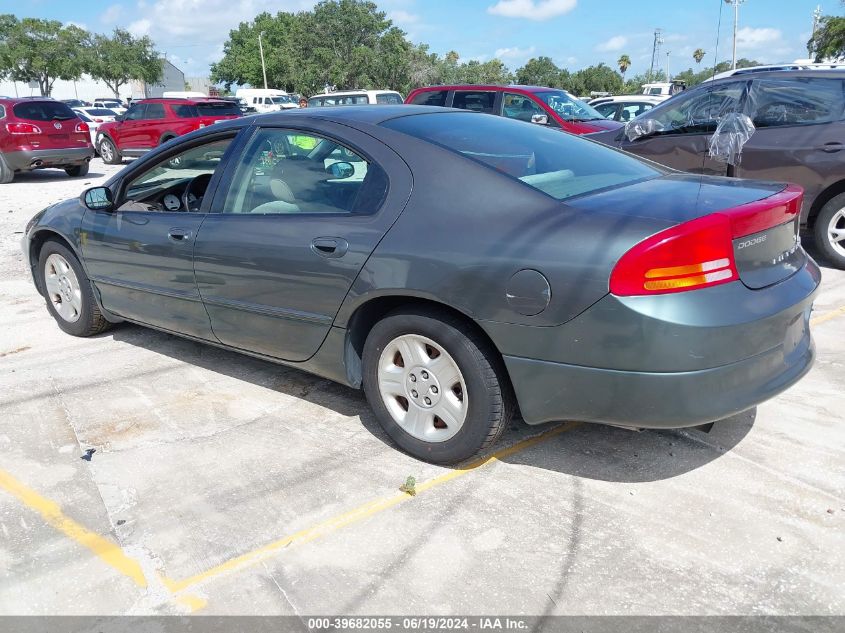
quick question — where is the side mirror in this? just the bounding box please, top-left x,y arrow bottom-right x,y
115,114 -> 125,122
327,161 -> 354,179
81,186 -> 114,211
530,113 -> 549,125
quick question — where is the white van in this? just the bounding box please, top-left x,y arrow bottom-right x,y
235,89 -> 298,113
307,90 -> 403,107
162,91 -> 207,99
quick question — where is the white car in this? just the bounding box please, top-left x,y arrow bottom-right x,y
92,99 -> 127,115
587,95 -> 665,122
72,108 -> 119,153
307,90 -> 403,107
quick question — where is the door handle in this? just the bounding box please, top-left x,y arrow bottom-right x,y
310,237 -> 349,258
819,142 -> 844,153
168,228 -> 193,243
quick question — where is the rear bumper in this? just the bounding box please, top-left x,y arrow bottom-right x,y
500,258 -> 820,427
5,147 -> 93,171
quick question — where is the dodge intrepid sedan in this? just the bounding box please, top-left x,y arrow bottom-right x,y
22,106 -> 820,463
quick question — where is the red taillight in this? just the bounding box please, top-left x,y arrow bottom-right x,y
75,122 -> 90,133
610,185 -> 803,296
6,122 -> 41,134
93,118 -> 104,123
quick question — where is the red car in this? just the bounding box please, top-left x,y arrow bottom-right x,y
0,98 -> 93,184
96,97 -> 242,164
405,85 -> 624,135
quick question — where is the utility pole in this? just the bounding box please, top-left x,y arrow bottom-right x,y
665,51 -> 671,81
258,31 -> 268,90
648,28 -> 664,83
724,0 -> 746,70
811,5 -> 823,59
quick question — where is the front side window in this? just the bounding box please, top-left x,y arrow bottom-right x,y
747,77 -> 845,128
119,137 -> 234,212
593,102 -> 619,119
502,93 -> 547,122
223,129 -> 387,215
383,112 -> 661,201
124,104 -> 145,121
376,92 -> 402,104
619,103 -> 653,121
452,91 -> 496,114
643,81 -> 747,136
409,90 -> 447,106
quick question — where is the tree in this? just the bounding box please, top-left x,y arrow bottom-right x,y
808,16 -> 845,62
572,63 -> 623,95
0,15 -> 88,96
617,54 -> 631,80
516,56 -> 562,86
86,29 -> 161,99
693,48 -> 706,64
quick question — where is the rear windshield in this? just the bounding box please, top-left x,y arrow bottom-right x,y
13,101 -> 77,121
382,112 -> 661,200
376,92 -> 403,104
87,108 -> 117,116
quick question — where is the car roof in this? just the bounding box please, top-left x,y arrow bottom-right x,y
137,97 -> 231,104
410,84 -> 563,94
246,104 -> 468,126
0,97 -> 61,105
312,90 -> 401,97
704,68 -> 845,84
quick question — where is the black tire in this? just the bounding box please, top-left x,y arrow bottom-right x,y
65,162 -> 89,178
813,193 -> 845,269
362,307 -> 514,464
0,153 -> 13,184
98,137 -> 122,165
38,240 -> 111,337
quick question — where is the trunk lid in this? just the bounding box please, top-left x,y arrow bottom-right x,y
12,100 -> 89,149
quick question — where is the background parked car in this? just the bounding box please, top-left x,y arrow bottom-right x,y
406,85 -> 623,135
308,90 -> 403,107
0,97 -> 93,183
95,97 -> 242,164
92,99 -> 127,115
588,70 -> 845,268
72,108 -> 119,154
588,95 -> 664,122
61,98 -> 90,108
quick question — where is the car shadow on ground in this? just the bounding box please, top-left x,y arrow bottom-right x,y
109,323 -> 754,484
10,171 -> 106,184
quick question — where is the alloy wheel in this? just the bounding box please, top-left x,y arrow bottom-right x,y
99,139 -> 114,163
44,254 -> 82,323
828,207 -> 845,259
377,334 -> 468,442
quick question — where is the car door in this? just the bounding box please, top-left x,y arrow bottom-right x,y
115,103 -> 149,149
80,131 -> 241,338
737,76 -> 845,217
618,80 -> 749,175
192,122 -> 413,362
139,102 -> 167,148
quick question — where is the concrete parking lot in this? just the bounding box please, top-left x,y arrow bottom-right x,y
1,158 -> 843,616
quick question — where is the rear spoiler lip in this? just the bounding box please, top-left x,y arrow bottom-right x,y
719,183 -> 804,239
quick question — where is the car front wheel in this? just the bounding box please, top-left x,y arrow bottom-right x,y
38,240 -> 110,337
98,137 -> 122,165
363,308 -> 513,464
814,193 -> 845,269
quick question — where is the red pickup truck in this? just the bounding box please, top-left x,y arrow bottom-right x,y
96,97 -> 242,164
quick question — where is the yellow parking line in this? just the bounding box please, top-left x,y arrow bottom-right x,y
811,305 -> 845,327
164,421 -> 581,594
0,469 -> 148,588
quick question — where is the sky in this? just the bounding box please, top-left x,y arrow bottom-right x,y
7,0 -> 841,78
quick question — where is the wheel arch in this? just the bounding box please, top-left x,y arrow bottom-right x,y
159,132 -> 178,145
807,179 -> 845,227
342,294 -> 511,391
27,230 -> 82,296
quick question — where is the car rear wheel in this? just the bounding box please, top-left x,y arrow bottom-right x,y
98,137 -> 121,165
65,162 -> 89,178
0,154 -> 13,184
362,308 -> 513,464
38,241 -> 110,337
814,193 -> 845,269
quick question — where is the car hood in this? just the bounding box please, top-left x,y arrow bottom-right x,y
565,118 -> 624,134
583,127 -> 625,146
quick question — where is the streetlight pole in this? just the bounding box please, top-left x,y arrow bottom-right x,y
665,51 -> 671,81
724,0 -> 746,70
258,31 -> 268,90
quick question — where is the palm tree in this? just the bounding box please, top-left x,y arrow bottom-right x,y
693,48 -> 706,65
617,54 -> 631,80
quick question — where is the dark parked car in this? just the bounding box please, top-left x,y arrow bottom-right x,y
406,85 -> 624,135
95,97 -> 241,164
0,97 -> 93,183
588,70 -> 845,268
22,106 -> 819,463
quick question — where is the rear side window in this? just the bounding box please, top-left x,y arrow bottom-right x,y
0,105 -> 5,119
196,102 -> 241,116
452,91 -> 496,114
593,103 -> 618,119
13,101 -> 76,121
145,103 -> 166,119
382,112 -> 660,201
376,92 -> 402,104
643,81 -> 746,135
410,90 -> 447,106
173,104 -> 198,117
307,97 -> 324,107
747,77 -> 845,127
